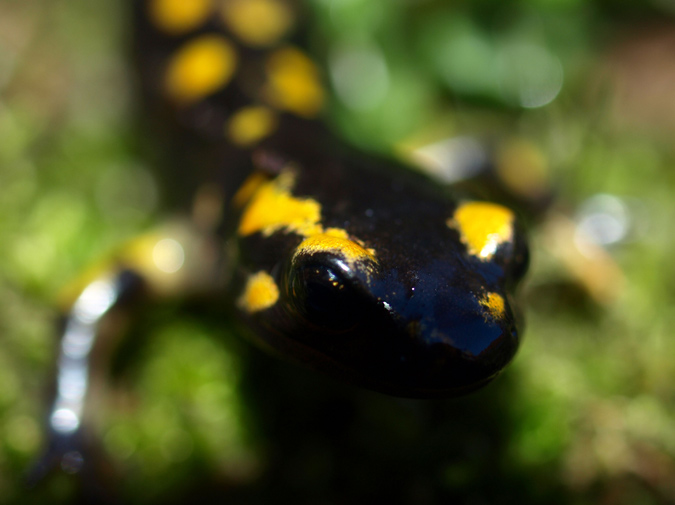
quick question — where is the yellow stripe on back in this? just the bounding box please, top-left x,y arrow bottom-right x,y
227,106 -> 279,147
238,171 -> 323,237
449,202 -> 514,260
237,170 -> 379,272
264,47 -> 325,118
165,35 -> 238,105
232,172 -> 270,209
221,0 -> 294,47
148,0 -> 213,35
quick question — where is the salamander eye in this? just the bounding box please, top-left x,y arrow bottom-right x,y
286,260 -> 368,332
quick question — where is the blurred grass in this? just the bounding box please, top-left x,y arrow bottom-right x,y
1,0 -> 675,503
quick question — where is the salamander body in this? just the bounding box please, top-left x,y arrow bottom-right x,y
132,0 -> 529,397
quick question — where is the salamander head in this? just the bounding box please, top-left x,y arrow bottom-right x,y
235,168 -> 529,398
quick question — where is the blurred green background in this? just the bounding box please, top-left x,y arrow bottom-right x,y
1,0 -> 675,503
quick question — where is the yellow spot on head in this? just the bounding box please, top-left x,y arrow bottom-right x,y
236,172 -> 377,274
478,292 -> 506,320
227,106 -> 278,147
221,0 -> 294,47
294,234 -> 377,265
323,227 -> 349,239
238,171 -> 323,237
238,271 -> 279,313
165,35 -> 237,105
265,47 -> 324,118
449,202 -> 514,260
148,0 -> 213,35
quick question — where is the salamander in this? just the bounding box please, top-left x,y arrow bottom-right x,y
31,0 -> 528,486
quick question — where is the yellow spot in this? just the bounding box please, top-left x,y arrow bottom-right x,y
238,271 -> 279,313
294,234 -> 377,265
495,139 -> 550,199
165,35 -> 237,105
237,170 -> 377,266
478,292 -> 506,320
238,171 -> 323,237
148,0 -> 213,35
227,106 -> 279,147
449,202 -> 514,260
221,0 -> 294,47
232,172 -> 269,209
265,47 -> 324,118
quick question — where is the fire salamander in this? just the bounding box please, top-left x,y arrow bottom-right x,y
31,0 -> 528,486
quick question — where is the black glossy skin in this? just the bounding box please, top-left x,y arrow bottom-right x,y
133,0 -> 529,398
233,118 -> 528,397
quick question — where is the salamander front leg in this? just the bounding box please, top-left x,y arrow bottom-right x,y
27,222 -> 223,500
27,269 -> 145,502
